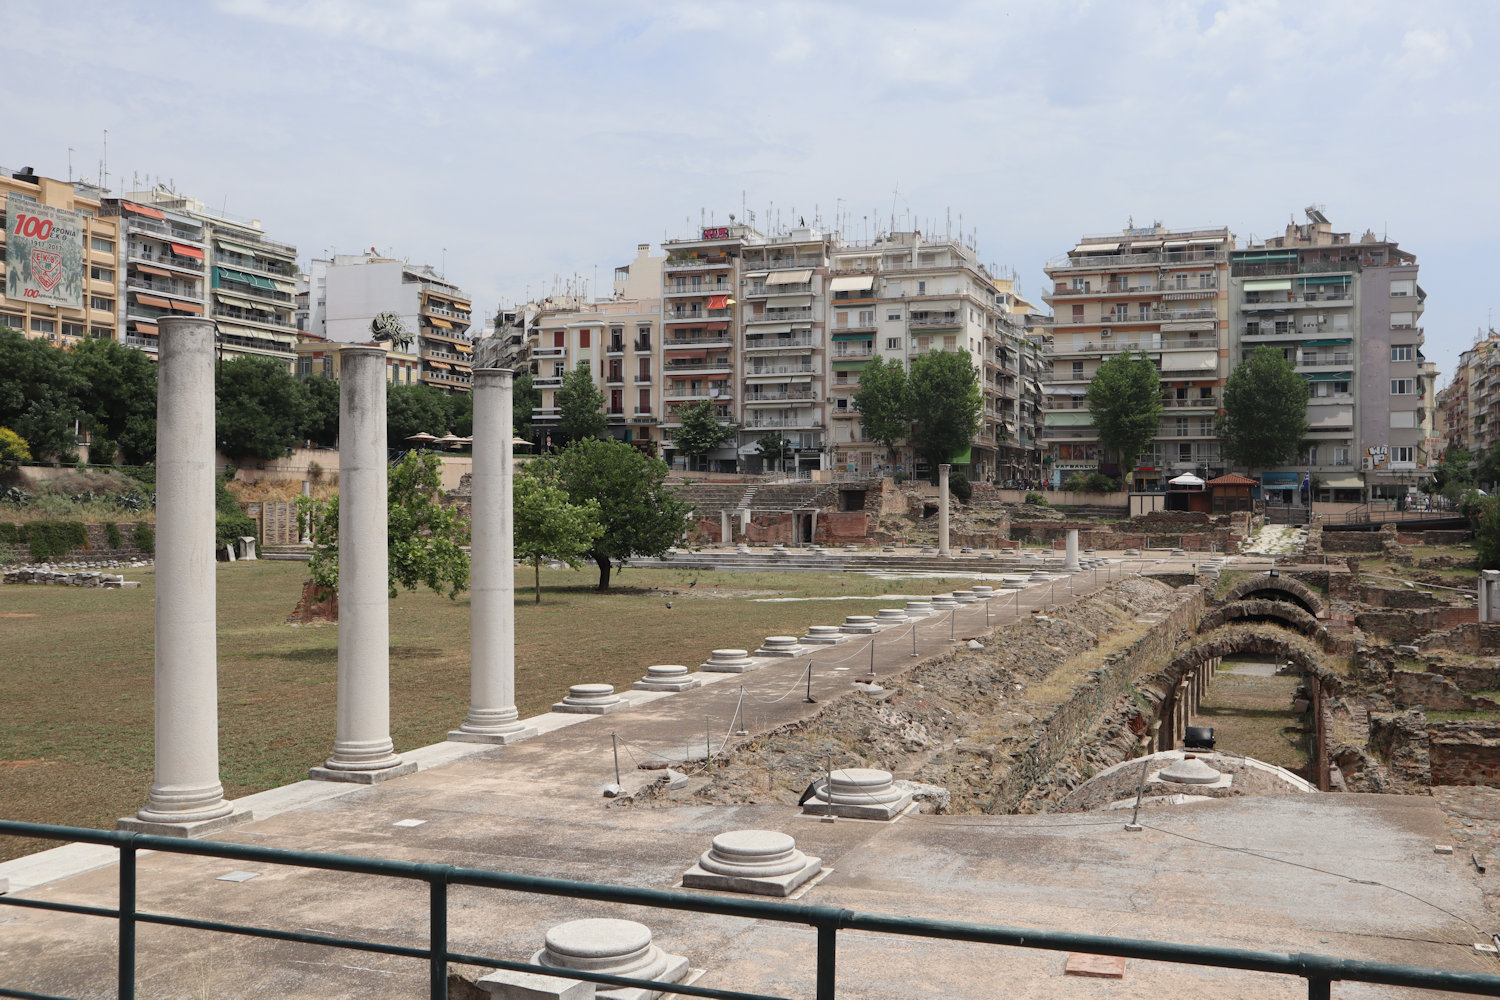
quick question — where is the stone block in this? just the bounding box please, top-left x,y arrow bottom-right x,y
476,969 -> 594,1000
699,649 -> 757,673
801,768 -> 913,821
307,761 -> 418,784
800,626 -> 848,645
1065,954 -> 1126,978
117,807 -> 255,836
840,616 -> 879,635
632,665 -> 699,693
682,830 -> 822,897
482,919 -> 690,1000
553,684 -> 628,715
752,636 -> 805,658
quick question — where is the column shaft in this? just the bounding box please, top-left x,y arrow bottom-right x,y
1063,528 -> 1081,571
938,463 -> 951,557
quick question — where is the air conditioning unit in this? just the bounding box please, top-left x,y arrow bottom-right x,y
1361,457 -> 1373,471
1100,328 -> 1112,337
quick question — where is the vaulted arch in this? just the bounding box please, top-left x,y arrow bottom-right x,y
1199,600 -> 1330,646
1222,573 -> 1325,617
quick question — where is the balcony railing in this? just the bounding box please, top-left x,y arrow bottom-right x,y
746,282 -> 812,297
664,334 -> 733,349
665,284 -> 732,297
743,390 -> 817,403
1047,248 -> 1226,269
745,336 -> 815,350
746,258 -> 823,270
664,389 -> 732,400
909,315 -> 961,329
123,216 -> 204,244
662,361 -> 732,373
664,309 -> 731,323
1163,397 -> 1220,408
746,364 -> 816,377
127,248 -> 203,273
742,416 -> 824,429
663,256 -> 731,270
747,308 -> 813,323
532,347 -> 566,359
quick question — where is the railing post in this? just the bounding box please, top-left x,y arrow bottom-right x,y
430,871 -> 449,1000
119,841 -> 137,1000
816,923 -> 837,1000
1307,977 -> 1331,999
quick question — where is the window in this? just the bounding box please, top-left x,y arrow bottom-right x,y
1334,446 -> 1350,466
1175,417 -> 1188,436
30,317 -> 55,334
91,325 -> 111,340
90,296 -> 114,311
553,331 -> 564,348
1306,445 -> 1318,465
1390,312 -> 1415,329
1071,361 -> 1084,379
579,329 -> 590,348
1174,273 -> 1188,290
638,358 -> 651,380
1393,446 -> 1415,464
0,311 -> 22,330
835,397 -> 849,411
1390,411 -> 1417,428
1138,302 -> 1151,320
90,266 -> 114,282
859,310 -> 874,326
887,311 -> 901,321
1070,277 -> 1089,292
90,237 -> 114,253
553,362 -> 564,377
1390,279 -> 1415,297
1199,416 -> 1213,435
1391,345 -> 1413,362
836,311 -> 848,329
943,336 -> 956,350
1071,305 -> 1084,322
1179,442 -> 1192,461
886,337 -> 900,350
1390,378 -> 1415,395
608,359 -> 622,381
638,388 -> 650,411
1114,304 -> 1128,320
62,322 -> 85,339
1332,380 -> 1350,395
918,280 -> 926,294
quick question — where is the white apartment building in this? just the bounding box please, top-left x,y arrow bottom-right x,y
100,198 -> 207,357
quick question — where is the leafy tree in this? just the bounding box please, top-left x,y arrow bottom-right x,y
556,361 -> 606,443
215,355 -> 308,460
1473,495 -> 1500,571
948,470 -> 972,503
307,451 -> 470,598
387,383 -> 455,449
1087,350 -> 1162,483
0,326 -> 82,461
1217,345 -> 1310,473
70,337 -> 158,465
1432,448 -> 1475,501
533,437 -> 689,590
513,467 -> 603,603
674,399 -> 733,468
852,355 -> 909,463
299,375 -> 341,448
449,389 -> 474,437
215,477 -> 257,550
513,372 -> 539,441
755,433 -> 794,474
1476,448 -> 1500,493
906,350 -> 982,476
0,427 -> 32,463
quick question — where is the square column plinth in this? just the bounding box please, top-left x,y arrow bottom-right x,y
118,808 -> 253,838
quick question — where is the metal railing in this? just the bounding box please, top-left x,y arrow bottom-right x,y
1,820 -> 1497,1000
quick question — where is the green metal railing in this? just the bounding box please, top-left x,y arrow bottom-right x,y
2,820 -> 1499,1000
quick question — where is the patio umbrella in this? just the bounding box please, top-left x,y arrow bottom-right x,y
405,432 -> 438,443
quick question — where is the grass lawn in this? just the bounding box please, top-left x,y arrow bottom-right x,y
0,560 -> 977,860
1196,666 -> 1309,774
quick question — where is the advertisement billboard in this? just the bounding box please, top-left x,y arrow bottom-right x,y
5,194 -> 86,309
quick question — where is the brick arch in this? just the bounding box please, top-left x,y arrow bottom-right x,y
1223,573 -> 1325,617
1199,599 -> 1326,643
1161,626 -> 1322,689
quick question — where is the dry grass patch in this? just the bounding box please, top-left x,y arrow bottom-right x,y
1197,669 -> 1308,772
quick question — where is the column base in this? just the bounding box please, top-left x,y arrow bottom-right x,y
117,807 -> 253,839
446,725 -> 539,745
308,760 -> 417,784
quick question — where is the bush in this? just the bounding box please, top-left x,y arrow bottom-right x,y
133,522 -> 154,556
0,541 -> 15,567
1025,491 -> 1049,506
104,522 -> 122,549
0,520 -> 89,561
215,477 -> 257,550
1063,471 -> 1121,494
948,471 -> 972,503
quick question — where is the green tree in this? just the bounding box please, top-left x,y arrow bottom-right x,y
513,372 -> 539,441
755,433 -> 794,474
449,389 -> 474,437
556,361 -> 606,443
852,355 -> 909,464
0,326 -> 82,461
1473,496 -> 1500,570
906,350 -> 982,476
1476,448 -> 1500,493
298,375 -> 341,448
307,451 -> 470,598
0,427 -> 33,463
513,467 -> 603,603
533,437 -> 689,590
387,383 -> 454,449
674,399 -> 733,469
1217,345 -> 1310,473
215,355 -> 308,460
1087,350 -> 1163,483
70,337 -> 158,465
1432,448 -> 1475,501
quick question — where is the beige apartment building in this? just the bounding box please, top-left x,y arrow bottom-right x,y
1437,329 -> 1500,461
0,166 -> 121,348
1042,225 -> 1233,490
99,197 -> 207,357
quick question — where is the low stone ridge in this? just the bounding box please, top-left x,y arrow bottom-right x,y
2,568 -> 140,588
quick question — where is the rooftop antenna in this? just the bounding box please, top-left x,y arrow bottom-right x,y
67,147 -> 74,182
440,247 -> 447,278
98,128 -> 108,190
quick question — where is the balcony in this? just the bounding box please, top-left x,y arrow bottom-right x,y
122,334 -> 159,352
665,284 -> 732,298
214,250 -> 297,281
533,376 -> 562,389
663,256 -> 732,271
634,372 -> 653,384
662,360 -> 732,374
422,326 -> 472,347
1163,396 -> 1221,409
605,373 -> 625,386
664,308 -> 731,324
833,346 -> 874,359
531,406 -> 560,421
124,217 -> 204,245
909,315 -> 961,329
747,308 -> 813,324
742,415 -> 823,429
420,369 -> 472,388
747,258 -> 823,271
606,341 -> 625,355
745,336 -> 815,351
1046,248 -> 1225,270
743,390 -> 817,404
127,247 -> 204,273
532,346 -> 566,359
745,282 -> 812,297
128,279 -> 203,302
421,347 -> 471,365
634,338 -> 652,352
213,306 -> 294,331
629,409 -> 657,424
664,333 -> 733,349
745,364 -> 816,378
1297,354 -> 1354,369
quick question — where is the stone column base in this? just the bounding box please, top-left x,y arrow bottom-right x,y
308,760 -> 418,784
447,725 -> 539,745
117,808 -> 253,839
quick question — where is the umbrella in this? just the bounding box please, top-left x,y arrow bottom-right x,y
1168,473 -> 1205,487
405,432 -> 438,442
512,436 -> 534,448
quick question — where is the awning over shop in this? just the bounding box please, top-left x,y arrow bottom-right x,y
764,269 -> 812,285
1322,474 -> 1365,488
123,202 -> 165,220
831,331 -> 874,341
829,275 -> 875,292
169,242 -> 203,260
427,317 -> 453,329
134,294 -> 171,309
1244,279 -> 1291,291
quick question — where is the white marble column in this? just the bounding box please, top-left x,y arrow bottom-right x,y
119,317 -> 247,836
1063,528 -> 1081,572
311,347 -> 415,782
450,369 -> 536,745
938,463 -> 951,557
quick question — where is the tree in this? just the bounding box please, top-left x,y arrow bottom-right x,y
70,337 -> 158,465
513,468 -> 603,602
1432,448 -> 1475,501
1476,448 -> 1500,493
556,361 -> 606,443
0,427 -> 32,463
906,350 -> 982,476
307,451 -> 470,599
674,399 -> 733,468
533,437 -> 689,590
215,355 -> 308,461
449,389 -> 474,437
513,372 -> 539,441
0,326 -> 82,461
1087,350 -> 1163,483
1473,495 -> 1500,570
387,383 -> 455,449
298,375 -> 341,448
852,355 -> 909,465
1217,345 -> 1310,473
755,433 -> 794,474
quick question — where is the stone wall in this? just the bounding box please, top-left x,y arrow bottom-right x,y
1322,532 -> 1385,553
1356,585 -> 1449,609
815,511 -> 868,545
1430,725 -> 1500,786
1355,607 -> 1479,642
1393,671 -> 1500,712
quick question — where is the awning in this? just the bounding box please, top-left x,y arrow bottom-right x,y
169,242 -> 204,260
427,317 -> 453,329
1244,279 -> 1291,291
170,300 -> 203,314
133,264 -> 172,278
1050,385 -> 1088,396
1303,371 -> 1353,382
764,269 -> 813,285
1300,338 -> 1351,346
130,322 -> 158,335
269,276 -> 297,293
1322,474 -> 1365,488
831,331 -> 874,341
214,290 -> 262,311
217,266 -> 272,289
1169,473 -> 1206,487
1187,238 -> 1224,246
1128,240 -> 1162,249
454,343 -> 472,353
831,360 -> 869,371
747,323 -> 792,334
1260,472 -> 1299,486
829,275 -> 875,292
1045,411 -> 1094,427
428,361 -> 451,370
1167,350 -> 1218,372
1298,275 -> 1351,286
707,295 -> 729,309
216,239 -> 265,258
123,202 -> 166,220
1309,406 -> 1353,428
1236,250 -> 1297,262
134,294 -> 171,309
767,294 -> 811,308
1162,239 -> 1191,247
1074,242 -> 1119,253
743,271 -> 768,280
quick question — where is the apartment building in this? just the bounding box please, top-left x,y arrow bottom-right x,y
1437,329 -> 1500,459
318,253 -> 473,392
1042,225 -> 1233,490
1228,210 -> 1427,502
100,198 -> 206,356
0,166 -> 121,349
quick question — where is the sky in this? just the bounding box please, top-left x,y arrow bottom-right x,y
6,0 -> 1497,384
